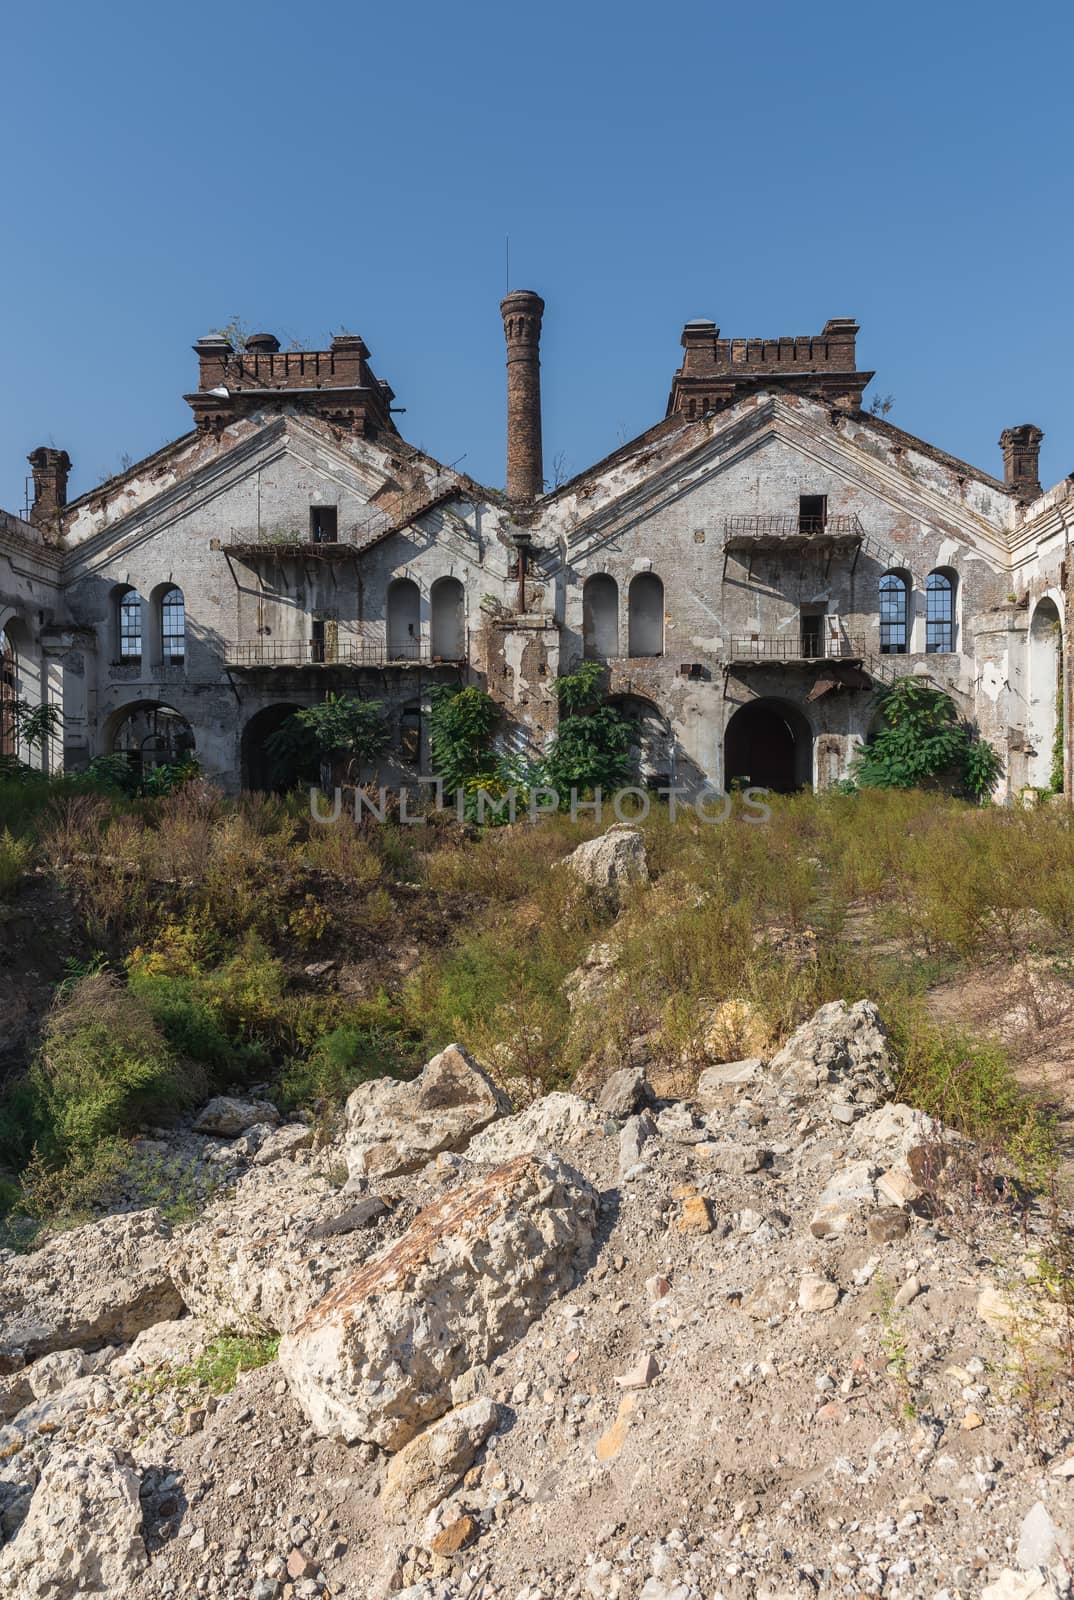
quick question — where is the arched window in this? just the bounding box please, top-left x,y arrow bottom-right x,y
879,571 -> 909,655
627,572 -> 664,658
160,588 -> 186,666
116,588 -> 143,665
386,578 -> 421,660
583,574 -> 619,660
926,570 -> 956,654
0,627 -> 17,758
430,577 -> 465,661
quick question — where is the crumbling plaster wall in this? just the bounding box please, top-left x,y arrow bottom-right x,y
536,398 -> 1015,792
57,419 -> 522,787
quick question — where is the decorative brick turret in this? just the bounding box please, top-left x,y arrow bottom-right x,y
999,424 -> 1043,502
27,446 -> 71,525
667,317 -> 872,418
185,331 -> 397,438
500,290 -> 545,502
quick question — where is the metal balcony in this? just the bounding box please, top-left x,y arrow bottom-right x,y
224,640 -> 463,669
728,634 -> 865,664
723,514 -> 864,554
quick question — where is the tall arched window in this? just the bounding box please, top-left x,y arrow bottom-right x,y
627,572 -> 664,658
926,570 -> 956,654
583,574 -> 619,659
430,577 -> 465,660
160,588 -> 186,666
879,571 -> 909,655
116,588 -> 143,665
387,578 -> 421,660
0,627 -> 17,757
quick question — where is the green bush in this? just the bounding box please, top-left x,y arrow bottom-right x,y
27,975 -> 200,1160
852,678 -> 1000,799
278,1001 -> 416,1110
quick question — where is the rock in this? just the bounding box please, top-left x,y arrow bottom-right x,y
983,1571 -> 1066,1600
193,1096 -> 280,1136
108,1317 -> 207,1379
769,1000 -> 893,1102
1015,1500 -> 1070,1569
619,1112 -> 656,1177
171,1160 -> 383,1335
809,1201 -> 853,1241
254,1123 -> 314,1166
853,1101 -> 935,1155
0,1445 -> 146,1596
26,1349 -> 85,1399
892,1275 -> 922,1309
743,1276 -> 795,1321
816,1159 -> 878,1208
877,1167 -> 922,1208
696,1058 -> 762,1106
676,1194 -> 713,1235
286,1549 -> 320,1580
429,1513 -> 479,1555
866,1208 -> 910,1244
0,1209 -> 181,1360
798,1274 -> 839,1313
382,1398 -> 502,1518
344,1043 -> 511,1181
563,825 -> 648,912
278,1154 -> 597,1449
0,1370 -> 32,1421
614,1353 -> 659,1390
465,1091 -> 603,1164
307,1197 -> 389,1239
597,1066 -> 650,1119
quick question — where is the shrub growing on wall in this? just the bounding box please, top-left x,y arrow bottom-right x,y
852,677 -> 1000,800
545,662 -> 637,801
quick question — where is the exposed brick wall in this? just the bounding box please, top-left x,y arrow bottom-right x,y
500,292 -> 544,502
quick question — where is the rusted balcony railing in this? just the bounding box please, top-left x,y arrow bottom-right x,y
224,640 -> 464,668
728,635 -> 865,663
723,513 -> 864,552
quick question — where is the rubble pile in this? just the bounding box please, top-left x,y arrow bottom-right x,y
1,986 -> 1071,1597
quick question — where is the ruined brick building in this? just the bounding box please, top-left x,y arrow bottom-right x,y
2,294 -> 1070,799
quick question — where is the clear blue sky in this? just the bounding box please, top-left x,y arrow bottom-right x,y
2,0 -> 1072,512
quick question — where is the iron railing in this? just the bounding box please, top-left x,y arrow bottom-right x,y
222,480 -> 463,553
723,514 -> 864,540
224,640 -> 464,668
728,635 -> 865,662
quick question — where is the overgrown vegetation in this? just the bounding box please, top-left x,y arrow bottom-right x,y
2,769 -> 1072,1242
851,677 -> 1000,799
265,694 -> 390,788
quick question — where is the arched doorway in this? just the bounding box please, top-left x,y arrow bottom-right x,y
241,703 -> 304,792
627,572 -> 664,658
724,698 -> 812,793
110,702 -> 195,777
430,577 -> 465,661
607,694 -> 672,787
1028,598 -> 1063,789
583,574 -> 619,660
387,578 -> 421,660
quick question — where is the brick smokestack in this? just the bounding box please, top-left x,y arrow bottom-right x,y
999,424 -> 1043,502
27,446 -> 72,525
500,290 -> 544,502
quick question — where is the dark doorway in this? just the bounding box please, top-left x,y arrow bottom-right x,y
242,703 -> 305,792
724,699 -> 811,793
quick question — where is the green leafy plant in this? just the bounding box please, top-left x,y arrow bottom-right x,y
265,694 -> 389,787
428,684 -> 500,793
852,678 -> 1000,799
544,664 -> 637,802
